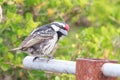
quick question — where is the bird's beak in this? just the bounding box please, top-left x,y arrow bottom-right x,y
59,29 -> 68,36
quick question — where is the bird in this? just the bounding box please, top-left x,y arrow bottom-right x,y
12,21 -> 70,61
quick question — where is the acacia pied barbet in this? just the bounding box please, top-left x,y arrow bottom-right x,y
12,22 -> 70,61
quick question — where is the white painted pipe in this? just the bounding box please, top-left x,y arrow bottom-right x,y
102,63 -> 120,77
23,56 -> 76,74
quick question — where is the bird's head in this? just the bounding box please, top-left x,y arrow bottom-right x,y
51,21 -> 70,36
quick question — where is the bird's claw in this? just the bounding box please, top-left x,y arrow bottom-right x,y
33,57 -> 39,62
47,56 -> 54,62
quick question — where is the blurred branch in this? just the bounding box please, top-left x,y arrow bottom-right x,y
112,36 -> 120,55
109,16 -> 120,25
0,5 -> 2,23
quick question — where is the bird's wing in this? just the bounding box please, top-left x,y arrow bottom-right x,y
20,27 -> 55,48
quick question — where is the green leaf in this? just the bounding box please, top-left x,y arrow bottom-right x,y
7,53 -> 14,60
1,64 -> 10,71
0,38 -> 3,43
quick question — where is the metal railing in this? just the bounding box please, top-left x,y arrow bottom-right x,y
23,56 -> 120,80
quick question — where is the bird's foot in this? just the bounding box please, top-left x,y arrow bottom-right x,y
47,56 -> 54,62
33,57 -> 39,62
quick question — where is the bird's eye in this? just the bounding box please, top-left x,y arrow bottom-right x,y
61,26 -> 65,29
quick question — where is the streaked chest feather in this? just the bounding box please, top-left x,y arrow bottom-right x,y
28,33 -> 58,56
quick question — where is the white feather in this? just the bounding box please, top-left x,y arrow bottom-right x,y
52,22 -> 65,27
51,25 -> 60,31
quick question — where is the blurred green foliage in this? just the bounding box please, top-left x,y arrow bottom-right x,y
0,0 -> 120,80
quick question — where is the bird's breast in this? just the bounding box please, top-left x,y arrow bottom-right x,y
42,33 -> 58,55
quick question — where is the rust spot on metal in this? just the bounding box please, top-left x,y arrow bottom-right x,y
76,58 -> 118,80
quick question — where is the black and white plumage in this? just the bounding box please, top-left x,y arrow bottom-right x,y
12,22 -> 69,60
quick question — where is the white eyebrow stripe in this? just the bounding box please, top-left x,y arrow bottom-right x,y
52,22 -> 65,27
51,25 -> 60,31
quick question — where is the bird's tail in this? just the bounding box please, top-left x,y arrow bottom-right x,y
10,47 -> 22,52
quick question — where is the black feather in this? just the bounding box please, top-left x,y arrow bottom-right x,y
57,31 -> 63,40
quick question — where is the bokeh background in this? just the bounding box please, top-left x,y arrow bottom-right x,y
0,0 -> 120,80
